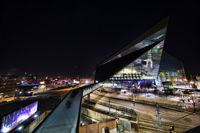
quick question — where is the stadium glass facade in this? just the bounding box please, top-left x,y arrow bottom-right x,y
110,40 -> 164,84
158,51 -> 187,88
95,18 -> 169,89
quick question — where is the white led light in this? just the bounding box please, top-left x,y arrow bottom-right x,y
17,126 -> 23,131
33,114 -> 38,118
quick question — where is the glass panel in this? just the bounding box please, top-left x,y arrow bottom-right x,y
34,89 -> 82,133
110,41 -> 164,81
159,52 -> 187,87
102,28 -> 167,65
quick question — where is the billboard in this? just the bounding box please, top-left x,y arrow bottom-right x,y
1,101 -> 38,133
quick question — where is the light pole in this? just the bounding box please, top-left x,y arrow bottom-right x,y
109,97 -> 111,114
156,103 -> 161,127
132,88 -> 135,106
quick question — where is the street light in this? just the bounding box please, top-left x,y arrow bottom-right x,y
169,125 -> 175,133
190,81 -> 194,84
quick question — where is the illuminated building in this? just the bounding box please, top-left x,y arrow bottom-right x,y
158,52 -> 187,87
95,18 -> 168,88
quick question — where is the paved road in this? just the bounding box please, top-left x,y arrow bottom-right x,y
0,84 -> 86,103
89,93 -> 200,132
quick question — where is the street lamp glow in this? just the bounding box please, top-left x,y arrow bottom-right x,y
40,81 -> 45,85
17,126 -> 23,131
85,80 -> 89,84
190,81 -> 194,84
33,114 -> 38,118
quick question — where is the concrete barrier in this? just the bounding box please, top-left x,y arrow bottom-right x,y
80,119 -> 117,133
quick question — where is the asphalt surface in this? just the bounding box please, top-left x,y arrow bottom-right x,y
89,92 -> 200,132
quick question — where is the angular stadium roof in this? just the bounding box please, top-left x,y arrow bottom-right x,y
95,17 -> 169,82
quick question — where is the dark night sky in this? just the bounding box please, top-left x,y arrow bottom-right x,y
0,0 -> 200,77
